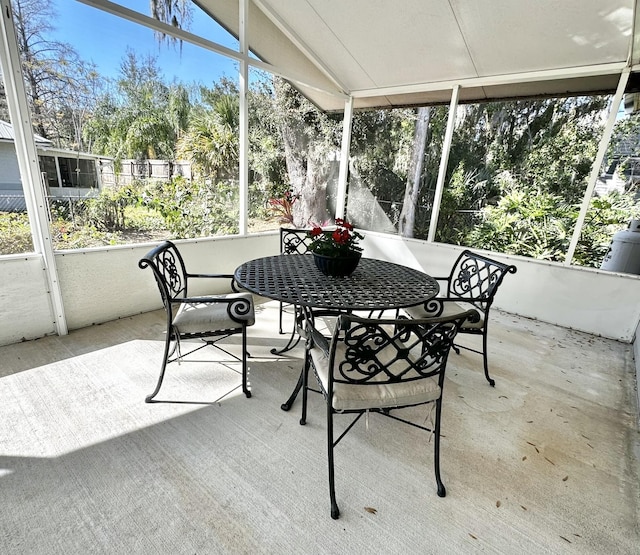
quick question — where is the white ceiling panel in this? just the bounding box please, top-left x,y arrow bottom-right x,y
298,0 -> 477,89
451,0 -> 633,75
198,0 -> 638,110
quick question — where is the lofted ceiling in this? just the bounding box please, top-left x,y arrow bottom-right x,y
197,0 -> 639,111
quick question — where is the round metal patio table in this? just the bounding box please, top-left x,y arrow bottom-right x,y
234,254 -> 439,310
234,254 -> 440,409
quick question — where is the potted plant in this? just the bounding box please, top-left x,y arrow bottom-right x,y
307,218 -> 364,276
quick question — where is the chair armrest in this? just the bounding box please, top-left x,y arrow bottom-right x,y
438,294 -> 488,304
308,324 -> 331,357
187,274 -> 233,279
418,297 -> 484,321
403,308 -> 480,327
186,273 -> 244,292
172,293 -> 254,323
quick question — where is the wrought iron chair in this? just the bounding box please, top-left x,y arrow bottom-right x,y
300,310 -> 474,519
273,228 -> 312,354
139,240 -> 255,402
404,249 -> 517,386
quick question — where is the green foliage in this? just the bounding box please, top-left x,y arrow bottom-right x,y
248,75 -> 289,191
123,205 -> 165,231
50,219 -> 121,249
464,175 -> 640,266
574,188 -> 640,267
10,14 -> 637,269
350,108 -> 416,205
0,212 -> 33,254
465,175 -> 576,261
141,176 -> 239,237
176,79 -> 240,180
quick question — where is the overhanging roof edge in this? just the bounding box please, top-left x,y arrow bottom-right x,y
350,62 -> 630,100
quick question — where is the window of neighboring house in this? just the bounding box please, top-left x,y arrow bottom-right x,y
38,155 -> 59,189
57,157 -> 97,188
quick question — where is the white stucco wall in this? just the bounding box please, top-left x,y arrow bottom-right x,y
360,231 -> 640,342
55,233 -> 280,331
0,231 -> 639,347
0,254 -> 56,344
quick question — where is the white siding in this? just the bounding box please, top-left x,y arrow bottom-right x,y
0,142 -> 21,190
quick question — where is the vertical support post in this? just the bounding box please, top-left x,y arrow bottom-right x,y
335,96 -> 353,220
0,0 -> 67,335
427,85 -> 459,243
564,69 -> 630,265
238,0 -> 249,235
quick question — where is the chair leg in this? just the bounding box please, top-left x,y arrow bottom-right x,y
481,329 -> 495,387
145,334 -> 173,403
242,327 -> 251,398
278,301 -> 284,334
433,399 -> 446,498
300,353 -> 310,425
327,406 -> 340,519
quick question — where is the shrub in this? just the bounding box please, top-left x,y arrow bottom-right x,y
0,212 -> 33,255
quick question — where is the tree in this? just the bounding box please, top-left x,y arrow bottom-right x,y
176,79 -> 239,179
10,0 -> 104,148
399,107 -> 431,237
436,96 -> 609,246
84,51 -> 191,163
270,78 -> 342,226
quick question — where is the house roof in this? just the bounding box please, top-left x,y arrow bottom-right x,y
197,0 -> 639,111
0,119 -> 51,145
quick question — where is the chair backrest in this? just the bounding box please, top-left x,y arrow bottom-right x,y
280,228 -> 312,255
139,241 -> 189,315
326,312 -> 472,390
446,250 -> 517,306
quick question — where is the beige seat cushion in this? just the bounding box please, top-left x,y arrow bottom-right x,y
405,300 -> 484,329
310,341 -> 441,411
173,293 -> 255,334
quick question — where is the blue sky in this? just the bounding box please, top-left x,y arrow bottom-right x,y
52,1 -> 238,85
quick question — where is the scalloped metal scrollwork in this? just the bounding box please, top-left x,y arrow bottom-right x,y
158,250 -> 184,297
336,321 -> 457,384
283,231 -> 310,254
451,258 -> 501,299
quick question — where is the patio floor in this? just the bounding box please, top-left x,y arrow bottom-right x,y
0,301 -> 638,554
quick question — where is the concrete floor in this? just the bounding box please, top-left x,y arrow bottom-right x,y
0,302 -> 638,554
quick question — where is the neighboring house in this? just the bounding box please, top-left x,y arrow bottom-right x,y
0,120 -> 109,211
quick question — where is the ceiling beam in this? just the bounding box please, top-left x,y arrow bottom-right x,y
252,0 -> 349,94
76,0 -> 347,99
350,62 -> 629,99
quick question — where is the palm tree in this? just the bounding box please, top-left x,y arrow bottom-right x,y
176,85 -> 239,180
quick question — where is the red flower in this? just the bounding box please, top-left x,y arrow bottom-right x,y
307,218 -> 362,257
332,229 -> 349,245
336,218 -> 353,230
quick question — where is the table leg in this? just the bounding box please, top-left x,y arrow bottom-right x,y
271,305 -> 305,356
280,370 -> 303,411
280,305 -> 313,411
270,325 -> 302,355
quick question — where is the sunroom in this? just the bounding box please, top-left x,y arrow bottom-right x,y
0,0 -> 639,552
